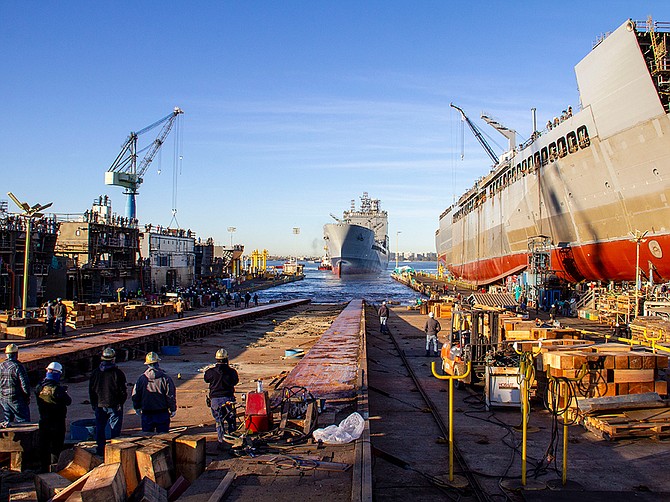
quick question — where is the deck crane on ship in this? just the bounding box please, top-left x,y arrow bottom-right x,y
105,107 -> 184,220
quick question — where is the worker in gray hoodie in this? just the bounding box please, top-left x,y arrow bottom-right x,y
131,352 -> 177,432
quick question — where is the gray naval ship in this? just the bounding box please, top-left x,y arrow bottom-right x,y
324,192 -> 389,275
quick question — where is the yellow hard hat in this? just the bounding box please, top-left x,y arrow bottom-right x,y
101,347 -> 116,361
5,344 -> 18,354
145,352 -> 161,365
215,348 -> 228,360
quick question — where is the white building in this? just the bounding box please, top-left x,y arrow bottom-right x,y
139,229 -> 195,292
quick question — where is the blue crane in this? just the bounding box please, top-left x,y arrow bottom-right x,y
104,107 -> 184,219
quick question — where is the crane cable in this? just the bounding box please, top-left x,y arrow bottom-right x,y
168,115 -> 184,229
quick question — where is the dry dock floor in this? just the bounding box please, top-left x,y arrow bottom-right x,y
382,306 -> 670,501
2,302 -> 361,502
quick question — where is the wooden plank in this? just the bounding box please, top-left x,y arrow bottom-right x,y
579,392 -> 664,413
9,489 -> 38,502
167,476 -> 190,502
612,369 -> 655,383
205,472 -> 236,502
178,461 -> 229,502
105,442 -> 140,497
81,463 -> 126,502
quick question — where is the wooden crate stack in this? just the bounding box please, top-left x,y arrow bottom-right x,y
64,301 -> 126,329
62,302 -> 176,328
502,316 -> 582,341
124,304 -> 175,322
430,302 -> 453,320
0,314 -> 46,339
33,432 -> 207,502
542,344 -> 669,408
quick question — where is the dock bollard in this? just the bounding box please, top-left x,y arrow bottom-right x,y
431,360 -> 471,488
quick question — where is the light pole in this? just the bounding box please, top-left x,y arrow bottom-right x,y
395,231 -> 402,270
292,227 -> 300,264
227,227 -> 236,248
629,230 -> 648,319
7,192 -> 53,318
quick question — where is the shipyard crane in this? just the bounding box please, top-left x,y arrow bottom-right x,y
450,103 -> 499,165
105,107 -> 184,220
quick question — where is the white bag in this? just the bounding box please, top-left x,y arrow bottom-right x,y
312,411 -> 365,444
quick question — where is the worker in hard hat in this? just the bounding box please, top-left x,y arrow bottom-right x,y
0,344 -> 31,425
89,347 -> 128,456
204,349 -> 239,445
35,362 -> 71,472
131,352 -> 177,432
424,312 -> 441,357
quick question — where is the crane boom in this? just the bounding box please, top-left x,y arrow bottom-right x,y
105,107 -> 184,219
450,103 -> 499,165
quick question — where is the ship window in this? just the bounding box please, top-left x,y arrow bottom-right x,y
557,137 -> 567,158
567,131 -> 578,153
522,160 -> 527,173
549,142 -> 557,162
577,126 -> 590,148
534,152 -> 541,169
540,147 -> 549,166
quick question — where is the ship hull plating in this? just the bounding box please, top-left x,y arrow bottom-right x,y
436,20 -> 670,285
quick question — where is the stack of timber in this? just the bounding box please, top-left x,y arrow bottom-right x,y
32,432 -> 208,502
124,304 -> 175,322
543,344 -> 668,401
64,301 -> 126,328
630,316 -> 670,344
62,302 -> 176,329
0,314 -> 45,339
573,393 -> 670,440
501,315 -> 582,341
429,302 -> 454,320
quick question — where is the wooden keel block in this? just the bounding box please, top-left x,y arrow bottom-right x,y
35,473 -> 71,502
128,477 -> 167,502
136,443 -> 173,490
105,442 -> 140,496
81,463 -> 126,502
174,435 -> 205,482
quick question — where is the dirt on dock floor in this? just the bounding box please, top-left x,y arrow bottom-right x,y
3,303 -> 358,501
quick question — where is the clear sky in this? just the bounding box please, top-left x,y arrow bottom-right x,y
2,2 -> 669,256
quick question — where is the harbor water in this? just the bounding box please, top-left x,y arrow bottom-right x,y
259,261 -> 436,305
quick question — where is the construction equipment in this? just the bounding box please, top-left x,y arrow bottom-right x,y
105,107 -> 184,220
440,307 -> 505,385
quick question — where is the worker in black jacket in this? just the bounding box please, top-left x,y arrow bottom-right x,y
204,349 -> 239,445
35,362 -> 71,472
89,347 -> 127,456
424,312 -> 441,357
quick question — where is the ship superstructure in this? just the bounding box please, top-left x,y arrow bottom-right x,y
436,18 -> 670,286
324,193 -> 389,275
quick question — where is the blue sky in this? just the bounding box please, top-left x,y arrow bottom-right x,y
2,2 -> 669,256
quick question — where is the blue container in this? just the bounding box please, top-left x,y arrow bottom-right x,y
70,418 -> 112,441
161,345 -> 181,356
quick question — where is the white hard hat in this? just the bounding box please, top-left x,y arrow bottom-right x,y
46,362 -> 63,373
429,312 -> 434,318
